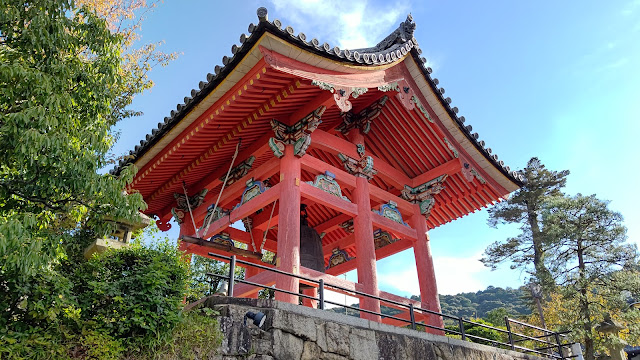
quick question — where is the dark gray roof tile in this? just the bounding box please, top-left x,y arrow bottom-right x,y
111,6 -> 524,185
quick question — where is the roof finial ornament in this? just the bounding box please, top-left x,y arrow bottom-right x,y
257,7 -> 268,22
353,12 -> 416,54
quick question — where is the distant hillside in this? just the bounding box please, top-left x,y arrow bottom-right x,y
437,286 -> 531,319
329,286 -> 532,320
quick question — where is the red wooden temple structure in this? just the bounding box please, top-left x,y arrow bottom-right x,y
112,8 -> 523,329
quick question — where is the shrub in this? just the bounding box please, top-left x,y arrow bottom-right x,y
143,308 -> 223,360
72,240 -> 190,349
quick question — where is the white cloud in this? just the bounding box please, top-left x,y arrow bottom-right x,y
267,0 -> 410,49
378,251 -> 490,296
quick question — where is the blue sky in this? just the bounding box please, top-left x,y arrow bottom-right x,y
112,0 -> 640,296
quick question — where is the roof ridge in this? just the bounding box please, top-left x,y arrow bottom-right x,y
111,7 -> 524,185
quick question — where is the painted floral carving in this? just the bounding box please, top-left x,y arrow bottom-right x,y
221,156 -> 255,185
327,247 -> 352,269
268,105 -> 325,158
306,171 -> 350,202
373,229 -> 399,249
171,189 -> 208,224
401,174 -> 447,219
373,200 -> 408,226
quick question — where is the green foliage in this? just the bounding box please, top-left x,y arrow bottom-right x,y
72,241 -> 190,349
482,158 -> 570,289
143,308 -> 223,360
1,0 -> 146,355
540,194 -> 639,359
438,286 -> 531,320
485,307 -> 511,327
445,318 -> 507,346
186,254 -> 245,303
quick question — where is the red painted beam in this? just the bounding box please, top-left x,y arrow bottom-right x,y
287,91 -> 335,124
300,181 -> 358,217
371,212 -> 417,241
411,159 -> 461,187
314,213 -> 352,235
310,129 -> 411,190
368,184 -> 414,217
323,234 -> 355,256
301,155 -> 357,190
229,182 -> 282,223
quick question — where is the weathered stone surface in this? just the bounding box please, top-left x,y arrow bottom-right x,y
349,327 -> 377,360
320,353 -> 350,360
218,317 -> 252,356
271,310 -> 317,341
325,322 -> 351,356
273,329 -> 303,360
202,296 -> 551,360
316,323 -> 328,352
301,340 -> 322,360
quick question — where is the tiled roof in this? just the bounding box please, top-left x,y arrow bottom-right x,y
112,7 -> 524,185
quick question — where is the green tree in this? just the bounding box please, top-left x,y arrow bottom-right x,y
542,194 -> 639,360
0,0 -> 145,356
482,157 -> 570,289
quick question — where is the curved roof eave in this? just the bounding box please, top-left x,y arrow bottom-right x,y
112,7 -> 524,189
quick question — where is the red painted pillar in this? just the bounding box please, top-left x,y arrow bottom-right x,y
301,287 -> 317,308
179,218 -> 196,238
411,205 -> 444,333
244,266 -> 261,299
349,131 -> 381,322
275,145 -> 301,303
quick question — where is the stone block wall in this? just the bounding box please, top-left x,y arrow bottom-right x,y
203,296 -> 547,360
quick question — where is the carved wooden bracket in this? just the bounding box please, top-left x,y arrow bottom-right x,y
378,80 -> 415,111
171,189 -> 208,225
401,174 -> 447,219
338,144 -> 377,180
222,156 -> 255,185
311,80 -> 368,113
268,105 -> 325,158
336,95 -> 388,135
234,178 -> 269,210
210,232 -> 234,247
374,229 -> 400,249
306,171 -> 351,202
339,219 -> 354,233
373,200 -> 409,227
326,247 -> 353,269
199,205 -> 229,231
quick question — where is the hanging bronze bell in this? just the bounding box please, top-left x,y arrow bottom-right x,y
299,204 -> 325,273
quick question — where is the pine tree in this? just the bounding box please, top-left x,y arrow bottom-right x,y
482,157 -> 570,289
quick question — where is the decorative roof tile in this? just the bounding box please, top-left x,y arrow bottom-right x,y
112,7 -> 524,184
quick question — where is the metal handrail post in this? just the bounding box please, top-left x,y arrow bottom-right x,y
409,304 -> 416,330
458,317 -> 466,341
505,316 -> 515,351
228,255 -> 236,297
554,332 -> 565,359
318,279 -> 325,310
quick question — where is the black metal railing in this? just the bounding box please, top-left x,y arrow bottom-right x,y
204,253 -> 577,359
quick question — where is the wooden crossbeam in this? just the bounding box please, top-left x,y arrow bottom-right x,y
411,159 -> 461,187
371,213 -> 417,241
180,235 -> 263,259
301,155 -> 357,190
310,129 -> 411,190
325,238 -> 413,276
300,182 -> 358,217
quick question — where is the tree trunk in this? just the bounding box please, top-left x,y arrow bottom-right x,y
526,205 -> 553,288
577,240 -> 595,360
